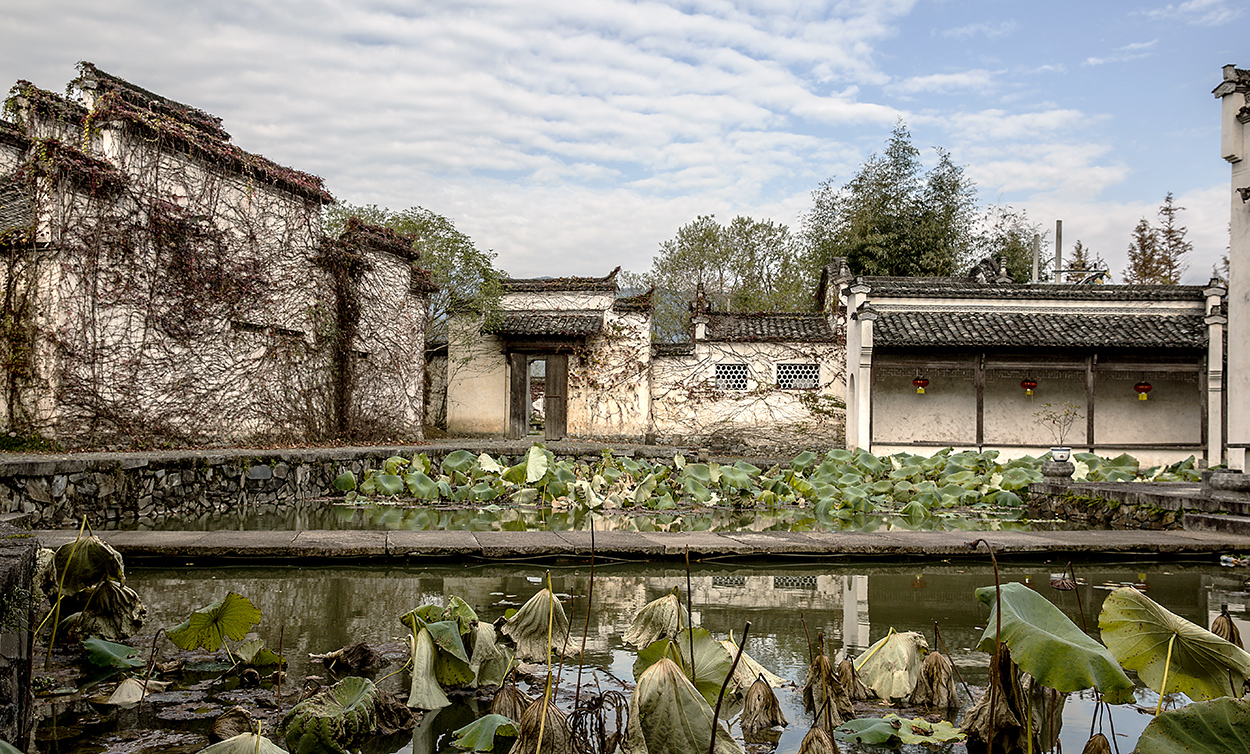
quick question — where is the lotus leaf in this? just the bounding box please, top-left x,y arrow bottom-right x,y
740,676 -> 787,740
405,471 -> 439,499
374,473 -> 404,496
1099,586 -> 1250,701
82,637 -> 143,669
168,592 -> 261,652
834,715 -> 964,746
802,654 -> 852,728
510,697 -> 573,754
721,632 -> 788,689
100,677 -> 169,706
1134,696 -> 1250,754
635,627 -> 733,706
383,455 -> 409,475
478,453 -> 505,474
795,726 -> 838,754
442,450 -> 478,476
501,588 -> 570,662
908,651 -> 958,709
332,472 -> 356,491
853,630 -> 927,700
234,638 -> 284,667
407,629 -> 450,710
974,582 -> 1133,698
61,578 -> 145,640
623,591 -> 687,648
281,675 -> 377,753
54,536 -> 125,596
468,622 -> 512,687
451,713 -> 519,751
196,732 -> 286,754
524,445 -> 549,483
622,657 -> 741,754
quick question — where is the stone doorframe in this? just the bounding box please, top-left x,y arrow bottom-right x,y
507,350 -> 569,441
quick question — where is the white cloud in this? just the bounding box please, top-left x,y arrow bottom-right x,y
888,69 -> 997,97
940,20 -> 1017,39
1084,39 -> 1158,66
1142,0 -> 1243,26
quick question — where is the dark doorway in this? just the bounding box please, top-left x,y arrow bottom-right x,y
508,352 -> 567,441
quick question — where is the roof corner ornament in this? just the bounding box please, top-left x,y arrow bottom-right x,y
1237,186 -> 1250,203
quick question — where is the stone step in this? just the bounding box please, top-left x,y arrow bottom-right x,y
1183,512 -> 1250,536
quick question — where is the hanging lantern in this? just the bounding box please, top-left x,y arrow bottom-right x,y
913,377 -> 929,395
1134,381 -> 1152,401
1020,378 -> 1038,397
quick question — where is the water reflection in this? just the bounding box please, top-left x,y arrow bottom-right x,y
44,561 -> 1250,754
114,499 -> 1061,534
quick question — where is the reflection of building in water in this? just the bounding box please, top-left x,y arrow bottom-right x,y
1205,572 -> 1250,642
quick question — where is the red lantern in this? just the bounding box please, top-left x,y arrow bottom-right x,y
1134,381 -> 1152,401
1020,378 -> 1038,397
913,377 -> 929,395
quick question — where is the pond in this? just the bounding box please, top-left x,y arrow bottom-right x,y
32,558 -> 1250,753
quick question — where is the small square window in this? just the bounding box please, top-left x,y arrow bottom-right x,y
778,363 -> 819,390
715,363 -> 748,390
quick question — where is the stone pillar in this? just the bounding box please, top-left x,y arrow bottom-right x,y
1206,280 -> 1228,465
844,281 -> 872,450
855,304 -> 877,453
1214,65 -> 1250,469
0,523 -> 35,748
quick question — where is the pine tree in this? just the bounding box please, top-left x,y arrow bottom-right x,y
1122,219 -> 1161,284
1154,192 -> 1191,284
1066,240 -> 1108,282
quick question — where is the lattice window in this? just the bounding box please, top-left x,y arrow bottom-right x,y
715,363 -> 748,390
778,363 -> 819,390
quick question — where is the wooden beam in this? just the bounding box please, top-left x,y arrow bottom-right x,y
1086,354 -> 1095,448
975,352 -> 985,447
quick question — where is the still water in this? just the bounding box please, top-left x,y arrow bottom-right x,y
36,559 -> 1250,753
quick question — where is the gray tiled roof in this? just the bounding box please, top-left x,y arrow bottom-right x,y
856,277 -> 1207,302
487,311 -> 604,337
502,268 -> 619,293
705,313 -> 835,342
873,310 -> 1207,349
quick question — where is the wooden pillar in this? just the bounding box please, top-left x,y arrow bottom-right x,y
975,353 -> 985,447
545,353 -> 568,441
1085,354 -> 1095,449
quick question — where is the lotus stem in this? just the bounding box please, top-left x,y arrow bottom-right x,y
536,570 -> 555,754
685,545 -> 696,685
933,622 -> 972,702
1067,561 -> 1088,633
41,516 -> 89,668
138,627 -> 165,715
276,625 -> 285,722
708,621 -> 749,754
1154,633 -> 1177,716
574,521 -> 595,711
800,614 -> 813,664
855,626 -> 895,671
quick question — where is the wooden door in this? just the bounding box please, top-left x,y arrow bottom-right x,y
545,353 -> 568,441
508,352 -> 528,439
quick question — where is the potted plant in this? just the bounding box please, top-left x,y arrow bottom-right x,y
1033,402 -> 1083,462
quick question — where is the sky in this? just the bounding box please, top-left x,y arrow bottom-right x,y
1,0 -> 1243,282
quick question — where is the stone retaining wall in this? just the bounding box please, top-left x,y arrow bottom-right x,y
0,522 -> 35,747
1027,479 -> 1215,530
0,442 -> 696,529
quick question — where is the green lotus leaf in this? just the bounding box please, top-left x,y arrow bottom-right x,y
383,455 -> 409,476
82,637 -> 143,669
974,583 -> 1133,698
373,473 -> 404,497
405,471 -> 439,499
624,657 -> 742,754
451,713 -> 519,751
524,445 -> 549,483
790,450 -> 818,472
501,588 -> 570,662
332,471 -> 356,491
167,592 -> 261,652
477,453 -> 504,474
719,466 -> 754,489
234,638 -> 285,667
634,627 -> 733,706
1134,697 -> 1250,754
1099,586 -> 1250,701
0,743 -> 20,754
196,732 -> 286,754
280,675 -> 377,753
834,715 -> 964,746
54,535 -> 125,595
408,629 -> 450,710
623,591 -> 687,648
467,621 -> 512,687
999,467 -> 1042,491
442,449 -> 478,476
853,630 -> 927,700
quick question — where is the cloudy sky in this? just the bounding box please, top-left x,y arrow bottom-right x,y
1,0 -> 1242,282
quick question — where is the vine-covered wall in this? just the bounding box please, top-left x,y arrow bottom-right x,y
0,65 -> 430,448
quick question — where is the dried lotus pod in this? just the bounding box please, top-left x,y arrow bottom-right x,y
797,725 -> 841,754
1081,732 -> 1112,754
508,697 -> 572,754
741,675 -> 788,741
1212,607 -> 1243,649
908,651 -> 959,710
837,658 -> 872,701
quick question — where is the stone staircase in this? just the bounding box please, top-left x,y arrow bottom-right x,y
1183,472 -> 1250,535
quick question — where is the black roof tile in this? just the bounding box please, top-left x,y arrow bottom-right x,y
873,310 -> 1207,349
855,277 -> 1206,302
486,311 -> 604,337
705,312 -> 835,342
